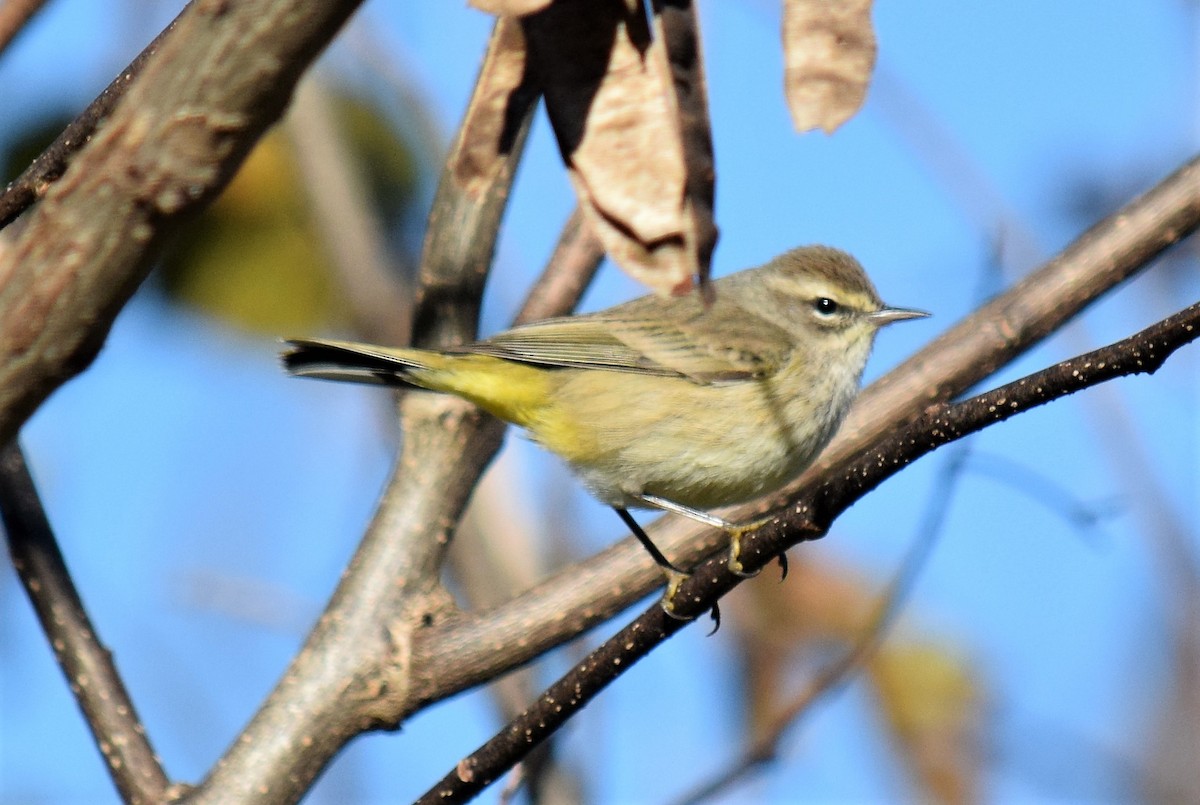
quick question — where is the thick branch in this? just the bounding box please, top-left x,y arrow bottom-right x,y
0,4 -> 185,229
419,294 -> 1200,805
0,3 -> 366,803
0,0 -> 364,448
182,19 -> 543,804
0,442 -> 169,804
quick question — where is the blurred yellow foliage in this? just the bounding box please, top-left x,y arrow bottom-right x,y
157,91 -> 418,334
729,555 -> 983,804
869,643 -> 982,804
159,131 -> 337,334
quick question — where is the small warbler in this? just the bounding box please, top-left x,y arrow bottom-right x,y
283,245 -> 926,616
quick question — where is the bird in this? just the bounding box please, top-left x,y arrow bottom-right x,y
282,245 -> 927,620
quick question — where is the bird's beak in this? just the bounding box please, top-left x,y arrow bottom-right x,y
868,306 -> 930,325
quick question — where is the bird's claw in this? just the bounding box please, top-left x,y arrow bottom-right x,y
659,568 -> 722,632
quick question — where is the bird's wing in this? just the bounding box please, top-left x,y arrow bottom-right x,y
465,295 -> 795,384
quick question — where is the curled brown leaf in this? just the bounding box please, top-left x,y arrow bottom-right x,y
450,17 -> 538,196
783,0 -> 877,134
524,0 -> 716,295
469,0 -> 555,15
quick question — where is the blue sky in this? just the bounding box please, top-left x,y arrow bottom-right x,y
1,2 -> 1197,803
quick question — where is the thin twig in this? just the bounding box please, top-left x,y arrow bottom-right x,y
285,76 -> 412,346
0,3 -> 187,230
416,294 -> 1200,803
0,441 -> 169,805
0,0 -> 50,57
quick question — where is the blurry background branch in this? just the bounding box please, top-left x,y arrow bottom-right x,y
0,0 -> 49,57
284,77 -> 411,345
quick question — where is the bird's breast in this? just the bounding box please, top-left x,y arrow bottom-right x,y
526,358 -> 859,510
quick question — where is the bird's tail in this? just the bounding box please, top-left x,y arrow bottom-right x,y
281,338 -> 443,387
284,338 -> 553,429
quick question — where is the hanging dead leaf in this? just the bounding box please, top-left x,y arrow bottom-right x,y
469,0 -> 554,14
450,17 -> 538,196
523,0 -> 716,296
783,0 -> 877,134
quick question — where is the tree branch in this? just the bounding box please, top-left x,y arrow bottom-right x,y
0,0 -> 50,58
181,19 -> 544,804
513,206 -> 604,326
0,3 -> 186,230
0,0 -> 365,448
0,441 -> 169,804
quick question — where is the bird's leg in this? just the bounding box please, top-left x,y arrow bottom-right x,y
635,494 -> 786,580
613,507 -> 718,628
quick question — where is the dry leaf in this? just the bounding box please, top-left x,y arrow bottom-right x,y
469,0 -> 555,15
450,17 -> 537,196
783,0 -> 877,133
523,0 -> 716,295
868,644 -> 982,804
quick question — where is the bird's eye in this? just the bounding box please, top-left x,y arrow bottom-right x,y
813,297 -> 839,316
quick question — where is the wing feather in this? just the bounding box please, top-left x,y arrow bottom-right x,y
463,289 -> 795,384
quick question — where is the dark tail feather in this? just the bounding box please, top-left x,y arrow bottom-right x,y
281,339 -> 419,387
